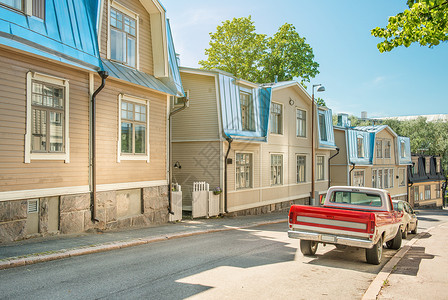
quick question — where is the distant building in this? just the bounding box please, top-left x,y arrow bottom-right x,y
380,114 -> 448,122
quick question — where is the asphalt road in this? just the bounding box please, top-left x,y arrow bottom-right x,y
1,210 -> 447,300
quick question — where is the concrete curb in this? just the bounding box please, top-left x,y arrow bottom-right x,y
0,218 -> 286,271
362,225 -> 440,300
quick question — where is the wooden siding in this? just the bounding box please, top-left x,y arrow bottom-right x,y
99,0 -> 154,75
173,72 -> 220,141
0,48 -> 90,192
171,141 -> 221,207
94,77 -> 167,184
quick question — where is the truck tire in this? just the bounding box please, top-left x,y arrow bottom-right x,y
386,228 -> 402,250
300,240 -> 318,256
366,236 -> 382,265
411,222 -> 418,234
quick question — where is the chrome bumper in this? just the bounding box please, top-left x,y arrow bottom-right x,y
288,230 -> 374,249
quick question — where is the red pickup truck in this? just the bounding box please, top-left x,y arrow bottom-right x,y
288,186 -> 403,264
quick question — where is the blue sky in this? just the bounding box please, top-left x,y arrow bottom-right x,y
163,0 -> 448,118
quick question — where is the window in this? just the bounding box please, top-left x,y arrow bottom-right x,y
357,136 -> 364,158
0,0 -> 44,19
236,153 -> 252,189
400,141 -> 406,158
436,183 -> 441,198
376,140 -> 383,158
384,168 -> 389,188
316,155 -> 324,181
385,140 -> 391,158
425,158 -> 430,174
118,94 -> 149,162
389,169 -> 394,188
296,109 -> 306,137
413,162 -> 418,175
378,169 -> 383,189
318,113 -> 327,141
330,191 -> 382,207
271,154 -> 283,185
110,6 -> 137,68
25,72 -> 69,163
296,155 -> 306,183
270,103 -> 282,134
240,91 -> 255,131
399,168 -> 406,186
353,170 -> 364,187
425,185 -> 431,200
372,169 -> 377,188
414,186 -> 419,202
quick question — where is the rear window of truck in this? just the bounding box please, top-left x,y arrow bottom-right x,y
330,191 -> 382,207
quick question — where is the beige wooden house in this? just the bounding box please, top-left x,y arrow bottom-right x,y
330,114 -> 412,200
0,0 -> 183,242
172,68 -> 337,215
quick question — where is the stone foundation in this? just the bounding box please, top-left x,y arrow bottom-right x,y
226,197 -> 309,217
0,185 -> 170,243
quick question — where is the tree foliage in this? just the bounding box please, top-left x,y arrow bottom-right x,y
372,0 -> 448,52
199,17 -> 319,84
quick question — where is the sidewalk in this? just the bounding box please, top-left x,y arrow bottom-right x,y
0,212 -> 287,270
363,217 -> 448,300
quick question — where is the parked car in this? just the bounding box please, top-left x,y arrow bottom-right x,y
392,200 -> 418,238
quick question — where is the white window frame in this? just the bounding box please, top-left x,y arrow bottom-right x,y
270,153 -> 283,186
117,94 -> 150,162
316,155 -> 325,181
240,88 -> 255,131
235,152 -> 253,190
270,102 -> 283,135
353,170 -> 364,187
318,112 -> 327,141
296,154 -> 306,183
296,108 -> 307,138
25,71 -> 70,163
372,169 -> 377,188
107,0 -> 140,69
425,184 -> 431,200
399,168 -> 406,187
384,168 -> 389,188
389,168 -> 394,188
376,139 -> 383,158
0,0 -> 42,18
384,139 -> 391,158
357,135 -> 364,158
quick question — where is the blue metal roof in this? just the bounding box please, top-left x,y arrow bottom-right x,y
218,73 -> 271,142
0,0 -> 101,71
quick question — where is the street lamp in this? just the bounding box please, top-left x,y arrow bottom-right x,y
311,84 -> 325,206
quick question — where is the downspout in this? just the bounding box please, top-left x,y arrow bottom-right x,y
223,135 -> 233,213
349,163 -> 356,186
328,147 -> 340,188
91,71 -> 109,222
168,98 -> 188,214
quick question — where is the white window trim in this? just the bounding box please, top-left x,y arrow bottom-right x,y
357,135 -> 364,158
352,169 -> 365,187
235,151 -> 254,190
117,94 -> 150,163
270,102 -> 283,136
25,71 -> 70,164
270,153 -> 284,186
296,108 -> 307,138
296,153 -> 307,183
399,167 -> 406,187
316,155 -> 325,181
107,0 -> 140,69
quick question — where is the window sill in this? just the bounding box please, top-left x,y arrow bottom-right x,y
27,153 -> 69,163
119,155 -> 149,162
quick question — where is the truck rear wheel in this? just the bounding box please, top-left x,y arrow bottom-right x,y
386,228 -> 402,250
300,240 -> 318,256
366,237 -> 382,265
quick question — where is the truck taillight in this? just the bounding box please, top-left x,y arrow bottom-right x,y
370,213 -> 376,233
289,210 -> 294,223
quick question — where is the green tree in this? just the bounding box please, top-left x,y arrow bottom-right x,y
372,0 -> 448,52
199,18 -> 319,84
258,23 -> 319,84
198,16 -> 266,82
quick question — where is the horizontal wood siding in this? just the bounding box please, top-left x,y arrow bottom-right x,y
173,72 -> 219,141
0,48 -> 90,192
99,0 -> 154,75
95,78 -> 167,184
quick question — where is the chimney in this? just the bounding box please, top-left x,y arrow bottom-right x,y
337,113 -> 351,127
274,75 -> 278,83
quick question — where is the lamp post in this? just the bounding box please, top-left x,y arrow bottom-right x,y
311,84 -> 325,206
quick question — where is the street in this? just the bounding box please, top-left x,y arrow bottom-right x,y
1,210 -> 447,300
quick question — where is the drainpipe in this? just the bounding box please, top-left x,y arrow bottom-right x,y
223,135 -> 233,213
91,71 -> 109,222
328,147 -> 340,188
349,163 -> 356,186
168,98 -> 188,214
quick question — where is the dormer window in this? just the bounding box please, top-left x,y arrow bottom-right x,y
400,141 -> 406,158
318,113 -> 327,141
357,136 -> 364,158
376,139 -> 383,158
109,5 -> 137,68
240,90 -> 254,131
1,0 -> 45,19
